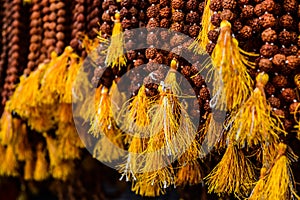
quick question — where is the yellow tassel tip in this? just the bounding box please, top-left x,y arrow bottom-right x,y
0,145 -> 19,176
147,88 -> 183,157
260,143 -> 300,200
175,160 -> 203,186
93,128 -> 124,163
0,110 -> 14,145
89,86 -> 114,138
117,85 -> 151,134
105,12 -> 127,69
247,167 -> 267,200
131,176 -> 166,197
200,112 -> 227,151
15,123 -> 32,161
24,159 -> 34,180
9,63 -> 47,118
164,58 -> 181,96
51,160 -> 75,181
118,136 -> 148,181
205,144 -> 256,197
39,47 -> 75,103
33,144 -> 49,181
210,20 -> 253,111
62,56 -> 81,104
226,72 -> 284,148
189,0 -> 213,54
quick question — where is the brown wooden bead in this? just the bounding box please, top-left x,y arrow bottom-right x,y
281,88 -> 297,103
57,17 -> 66,24
260,44 -> 278,57
209,0 -> 222,11
259,13 -> 276,28
261,28 -> 277,43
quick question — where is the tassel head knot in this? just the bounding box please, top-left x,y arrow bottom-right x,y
256,73 -> 269,88
170,59 -> 177,70
220,20 -> 231,29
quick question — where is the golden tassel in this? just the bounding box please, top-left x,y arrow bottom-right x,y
26,106 -> 57,133
105,12 -> 127,69
54,121 -> 83,160
56,103 -> 73,124
226,73 -> 284,148
1,145 -> 19,176
247,167 -> 267,200
205,144 -> 255,197
51,160 -> 75,181
131,175 -> 165,197
93,127 -> 124,163
0,110 -> 15,145
15,123 -> 32,161
118,135 -> 148,182
62,55 -> 82,104
164,58 -> 181,96
33,144 -> 49,181
147,86 -> 182,157
39,47 -> 75,104
110,80 -> 126,118
24,159 -> 34,180
9,63 -> 48,118
175,160 -> 203,186
189,0 -> 213,54
209,20 -> 254,111
117,85 -> 152,135
200,112 -> 226,151
44,133 -> 61,167
260,143 -> 299,200
89,86 -> 113,138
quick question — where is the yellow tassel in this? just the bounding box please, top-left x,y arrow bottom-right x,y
189,0 -> 213,54
0,110 -> 14,145
93,128 -> 124,163
1,145 -> 19,176
54,121 -> 83,160
15,123 -> 32,161
175,160 -> 203,186
62,56 -> 82,104
105,13 -> 127,69
89,86 -> 113,138
56,103 -> 73,124
164,58 -> 181,95
77,86 -> 95,123
39,47 -> 75,104
131,175 -> 165,197
260,143 -> 299,200
33,144 -> 49,181
44,133 -> 61,167
0,144 -> 5,168
205,144 -> 255,197
26,104 -> 57,133
118,135 -> 148,182
9,63 -> 48,118
110,80 -> 126,117
226,73 -> 284,148
200,112 -> 226,151
147,86 -> 182,157
118,85 -> 152,134
24,159 -> 34,180
210,20 -> 254,111
51,160 -> 75,181
247,167 -> 267,200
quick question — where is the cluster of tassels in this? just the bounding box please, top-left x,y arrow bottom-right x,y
189,1 -> 299,196
0,46 -> 85,181
86,57 -> 203,197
